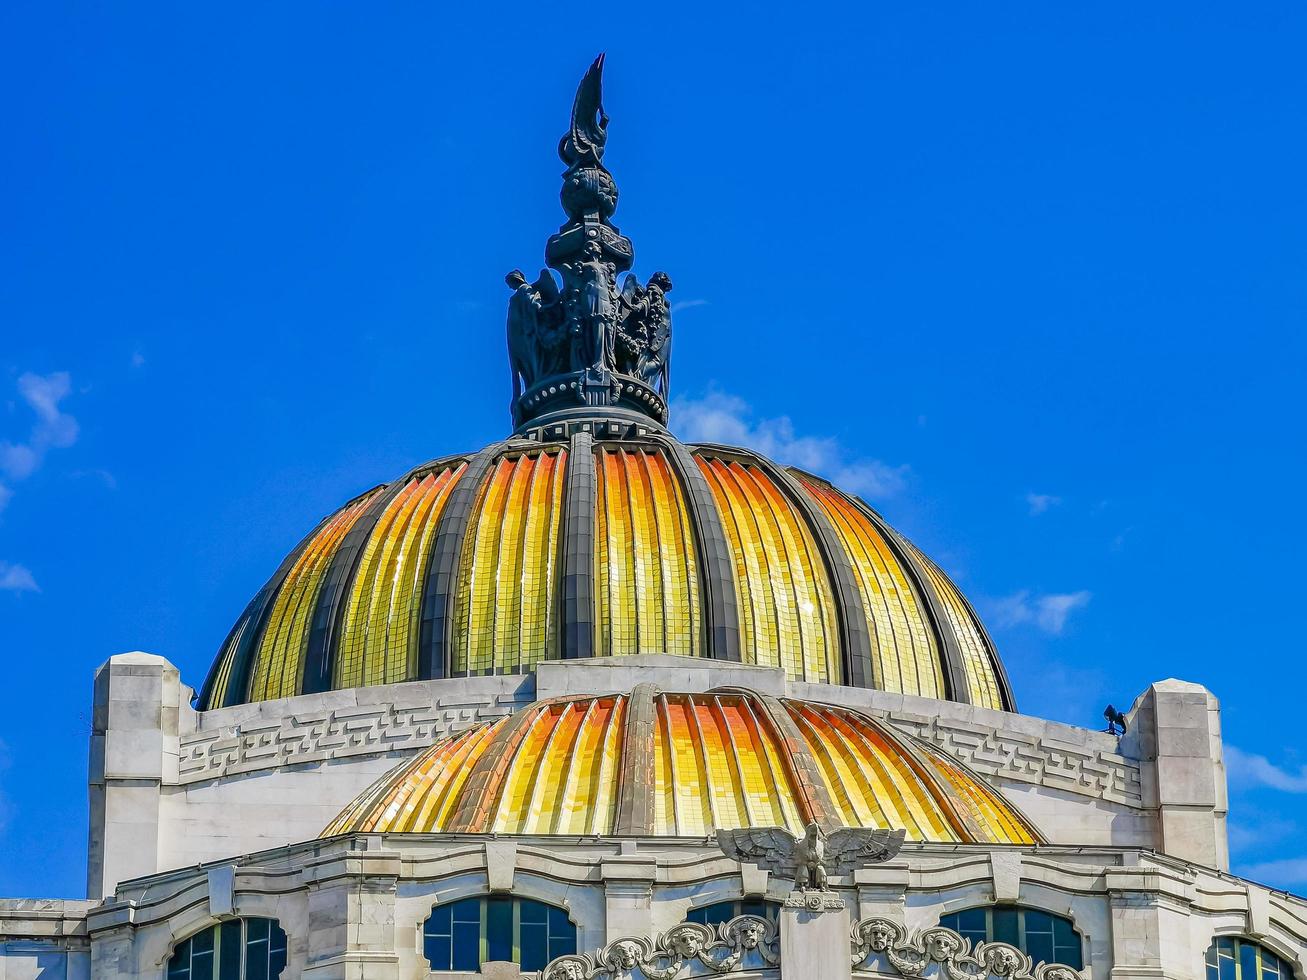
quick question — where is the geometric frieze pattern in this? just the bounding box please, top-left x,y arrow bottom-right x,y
533,915 -> 1087,980
179,691 -> 1141,809
886,711 -> 1143,806
178,692 -> 529,783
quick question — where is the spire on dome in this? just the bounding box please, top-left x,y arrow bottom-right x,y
504,55 -> 675,436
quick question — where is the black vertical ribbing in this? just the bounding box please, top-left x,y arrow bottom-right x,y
559,432 -> 596,658
844,493 -> 978,707
418,442 -> 510,680
298,476 -> 415,696
867,503 -> 1016,711
656,438 -> 742,662
202,512 -> 334,710
758,457 -> 876,690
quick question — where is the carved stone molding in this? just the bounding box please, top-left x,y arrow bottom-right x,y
179,695 -> 527,783
851,918 -> 1085,980
531,915 -> 1087,980
539,915 -> 779,979
887,712 -> 1143,806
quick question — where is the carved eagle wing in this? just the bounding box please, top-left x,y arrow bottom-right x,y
715,827 -> 799,871
824,828 -> 907,875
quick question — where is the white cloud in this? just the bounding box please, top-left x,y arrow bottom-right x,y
989,589 -> 1091,635
672,390 -> 909,499
1241,856 -> 1307,888
1226,745 -> 1307,793
1025,492 -> 1061,515
131,351 -> 146,368
0,371 -> 79,484
671,299 -> 709,314
0,561 -> 39,593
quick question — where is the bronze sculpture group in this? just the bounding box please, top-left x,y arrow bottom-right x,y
504,54 -> 674,428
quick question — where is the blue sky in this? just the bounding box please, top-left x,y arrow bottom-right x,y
1,4 -> 1304,898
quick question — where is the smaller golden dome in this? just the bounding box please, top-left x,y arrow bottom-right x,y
323,686 -> 1039,844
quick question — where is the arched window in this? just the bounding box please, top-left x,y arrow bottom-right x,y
687,900 -> 780,927
939,906 -> 1083,970
167,918 -> 287,980
1206,937 -> 1295,980
423,897 -> 576,973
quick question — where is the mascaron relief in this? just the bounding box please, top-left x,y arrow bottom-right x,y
535,915 -> 1086,980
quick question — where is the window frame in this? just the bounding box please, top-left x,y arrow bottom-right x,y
1206,935 -> 1296,980
165,917 -> 288,980
938,905 -> 1084,970
421,896 -> 577,973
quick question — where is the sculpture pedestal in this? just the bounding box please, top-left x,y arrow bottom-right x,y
779,893 -> 851,980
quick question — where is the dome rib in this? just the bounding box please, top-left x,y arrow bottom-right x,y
558,431 -> 597,659
418,441 -> 512,680
322,689 -> 1041,845
300,479 -> 411,696
752,453 -> 878,687
653,434 -> 743,663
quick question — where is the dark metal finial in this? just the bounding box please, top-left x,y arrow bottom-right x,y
559,53 -> 609,170
503,56 -> 676,435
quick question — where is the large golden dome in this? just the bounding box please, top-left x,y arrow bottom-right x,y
322,686 -> 1038,842
199,432 -> 1013,711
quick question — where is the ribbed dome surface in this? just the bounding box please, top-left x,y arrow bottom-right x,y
200,433 -> 1012,711
321,687 -> 1038,842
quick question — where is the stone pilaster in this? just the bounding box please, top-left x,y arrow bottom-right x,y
86,653 -> 186,899
1105,866 -> 1198,980
1122,679 -> 1229,870
301,843 -> 401,980
852,864 -> 909,921
779,899 -> 851,980
600,853 -> 657,942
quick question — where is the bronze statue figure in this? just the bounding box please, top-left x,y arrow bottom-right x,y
505,268 -> 563,424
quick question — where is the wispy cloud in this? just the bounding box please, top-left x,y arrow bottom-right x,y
0,371 -> 79,507
131,350 -> 146,368
1241,856 -> 1307,888
672,389 -> 908,499
988,589 -> 1091,635
0,562 -> 38,594
1228,815 -> 1297,853
1025,492 -> 1061,515
1226,745 -> 1307,793
671,298 -> 709,314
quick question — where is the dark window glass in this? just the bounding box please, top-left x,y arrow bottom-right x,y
992,907 -> 1020,947
939,907 -> 1083,971
1204,937 -> 1295,980
486,897 -> 513,963
166,919 -> 287,980
423,897 -> 577,974
687,900 -> 781,928
168,938 -> 191,980
218,922 -> 242,980
520,917 -> 548,970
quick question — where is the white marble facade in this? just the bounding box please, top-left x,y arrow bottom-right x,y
1,654 -> 1303,979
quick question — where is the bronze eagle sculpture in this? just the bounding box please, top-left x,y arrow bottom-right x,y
717,822 -> 906,891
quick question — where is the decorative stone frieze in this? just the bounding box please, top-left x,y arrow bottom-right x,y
531,916 -> 1089,980
887,712 -> 1143,806
179,691 -> 529,782
851,918 -> 1084,980
539,915 -> 779,979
